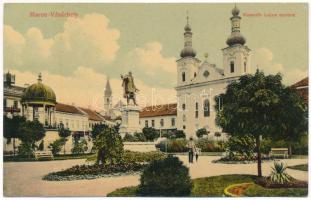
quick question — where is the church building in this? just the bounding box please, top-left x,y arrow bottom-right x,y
175,5 -> 251,139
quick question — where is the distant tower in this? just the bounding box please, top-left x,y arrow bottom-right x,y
104,77 -> 112,115
176,12 -> 201,87
222,5 -> 251,77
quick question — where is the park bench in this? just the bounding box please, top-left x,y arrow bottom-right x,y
34,151 -> 54,160
269,148 -> 289,159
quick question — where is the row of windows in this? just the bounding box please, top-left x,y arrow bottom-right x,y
3,99 -> 18,109
181,99 -> 210,118
181,61 -> 247,82
144,118 -> 175,128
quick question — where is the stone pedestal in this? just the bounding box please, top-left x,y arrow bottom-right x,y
119,105 -> 141,137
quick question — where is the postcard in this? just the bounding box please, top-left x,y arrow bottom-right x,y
3,2 -> 308,197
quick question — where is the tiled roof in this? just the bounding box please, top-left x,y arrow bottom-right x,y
79,107 -> 104,121
291,77 -> 308,88
55,103 -> 85,115
291,77 -> 308,103
140,103 -> 177,118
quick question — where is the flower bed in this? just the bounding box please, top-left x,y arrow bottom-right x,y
224,183 -> 254,197
255,177 -> 308,189
43,162 -> 147,181
213,155 -> 270,164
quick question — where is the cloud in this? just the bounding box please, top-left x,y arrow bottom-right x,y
121,42 -> 177,87
4,13 -> 120,75
11,67 -> 176,111
252,48 -> 308,85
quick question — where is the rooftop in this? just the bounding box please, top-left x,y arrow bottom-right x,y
79,107 -> 105,121
140,103 -> 177,118
55,103 -> 85,115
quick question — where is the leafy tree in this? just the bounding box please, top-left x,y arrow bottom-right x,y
215,70 -> 293,177
123,133 -> 135,142
225,135 -> 255,160
273,87 -> 307,156
196,128 -> 208,138
3,115 -> 26,156
142,127 -> 159,141
91,123 -> 109,140
18,120 -> 45,151
18,142 -> 33,157
48,138 -> 66,155
71,139 -> 88,155
94,126 -> 124,165
134,132 -> 147,142
139,156 -> 192,196
58,122 -> 71,154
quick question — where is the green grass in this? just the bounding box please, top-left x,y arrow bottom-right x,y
244,184 -> 308,197
288,164 -> 308,171
4,153 -> 95,162
107,174 -> 308,197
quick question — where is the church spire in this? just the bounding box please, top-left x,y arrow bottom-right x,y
180,11 -> 196,58
104,77 -> 112,96
226,4 -> 246,46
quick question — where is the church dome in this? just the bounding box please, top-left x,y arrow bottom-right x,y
184,24 -> 191,32
226,32 -> 246,46
22,74 -> 56,105
180,46 -> 197,58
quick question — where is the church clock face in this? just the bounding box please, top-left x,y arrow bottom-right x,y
203,70 -> 210,78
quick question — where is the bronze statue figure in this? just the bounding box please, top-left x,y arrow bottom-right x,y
121,71 -> 139,106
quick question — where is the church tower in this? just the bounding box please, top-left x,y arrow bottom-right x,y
222,5 -> 251,77
176,13 -> 201,87
104,77 -> 112,115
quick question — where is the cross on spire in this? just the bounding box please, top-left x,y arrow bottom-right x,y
186,10 -> 189,25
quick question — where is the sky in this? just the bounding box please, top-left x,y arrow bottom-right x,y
4,3 -> 308,110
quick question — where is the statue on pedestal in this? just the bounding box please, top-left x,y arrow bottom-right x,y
120,71 -> 139,106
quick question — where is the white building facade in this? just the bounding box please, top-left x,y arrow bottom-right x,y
176,6 -> 251,139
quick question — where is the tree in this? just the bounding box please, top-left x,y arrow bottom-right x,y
91,123 -> 109,140
71,139 -> 88,155
196,128 -> 208,138
273,87 -> 307,156
58,122 -> 71,154
142,127 -> 159,141
48,138 -> 66,155
18,120 -> 45,151
216,70 -> 289,177
3,115 -> 26,156
94,126 -> 124,165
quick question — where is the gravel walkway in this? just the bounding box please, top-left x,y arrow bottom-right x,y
4,156 -> 308,197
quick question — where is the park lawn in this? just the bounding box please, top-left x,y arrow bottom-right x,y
107,174 -> 308,197
244,184 -> 308,197
288,164 -> 308,171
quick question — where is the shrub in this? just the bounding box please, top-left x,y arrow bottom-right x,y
133,132 -> 147,142
195,138 -> 225,152
123,133 -> 136,142
156,139 -> 188,152
174,130 -> 186,138
196,128 -> 208,138
18,142 -> 33,157
139,156 -> 192,196
94,126 -> 124,165
71,139 -> 88,155
142,127 -> 159,141
225,135 -> 255,159
49,138 -> 67,155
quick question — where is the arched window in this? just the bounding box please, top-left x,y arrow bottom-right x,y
183,114 -> 186,122
182,72 -> 186,82
182,103 -> 186,110
230,61 -> 234,73
195,102 -> 199,118
244,61 -> 247,72
194,72 -> 197,78
203,99 -> 210,117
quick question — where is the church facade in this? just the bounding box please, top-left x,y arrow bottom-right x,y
175,5 -> 251,139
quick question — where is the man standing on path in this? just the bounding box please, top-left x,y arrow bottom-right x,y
188,137 -> 195,163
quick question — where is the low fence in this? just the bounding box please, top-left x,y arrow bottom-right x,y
123,142 -> 157,152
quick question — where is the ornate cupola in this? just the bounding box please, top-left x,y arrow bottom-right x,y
180,14 -> 197,58
226,5 -> 246,46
